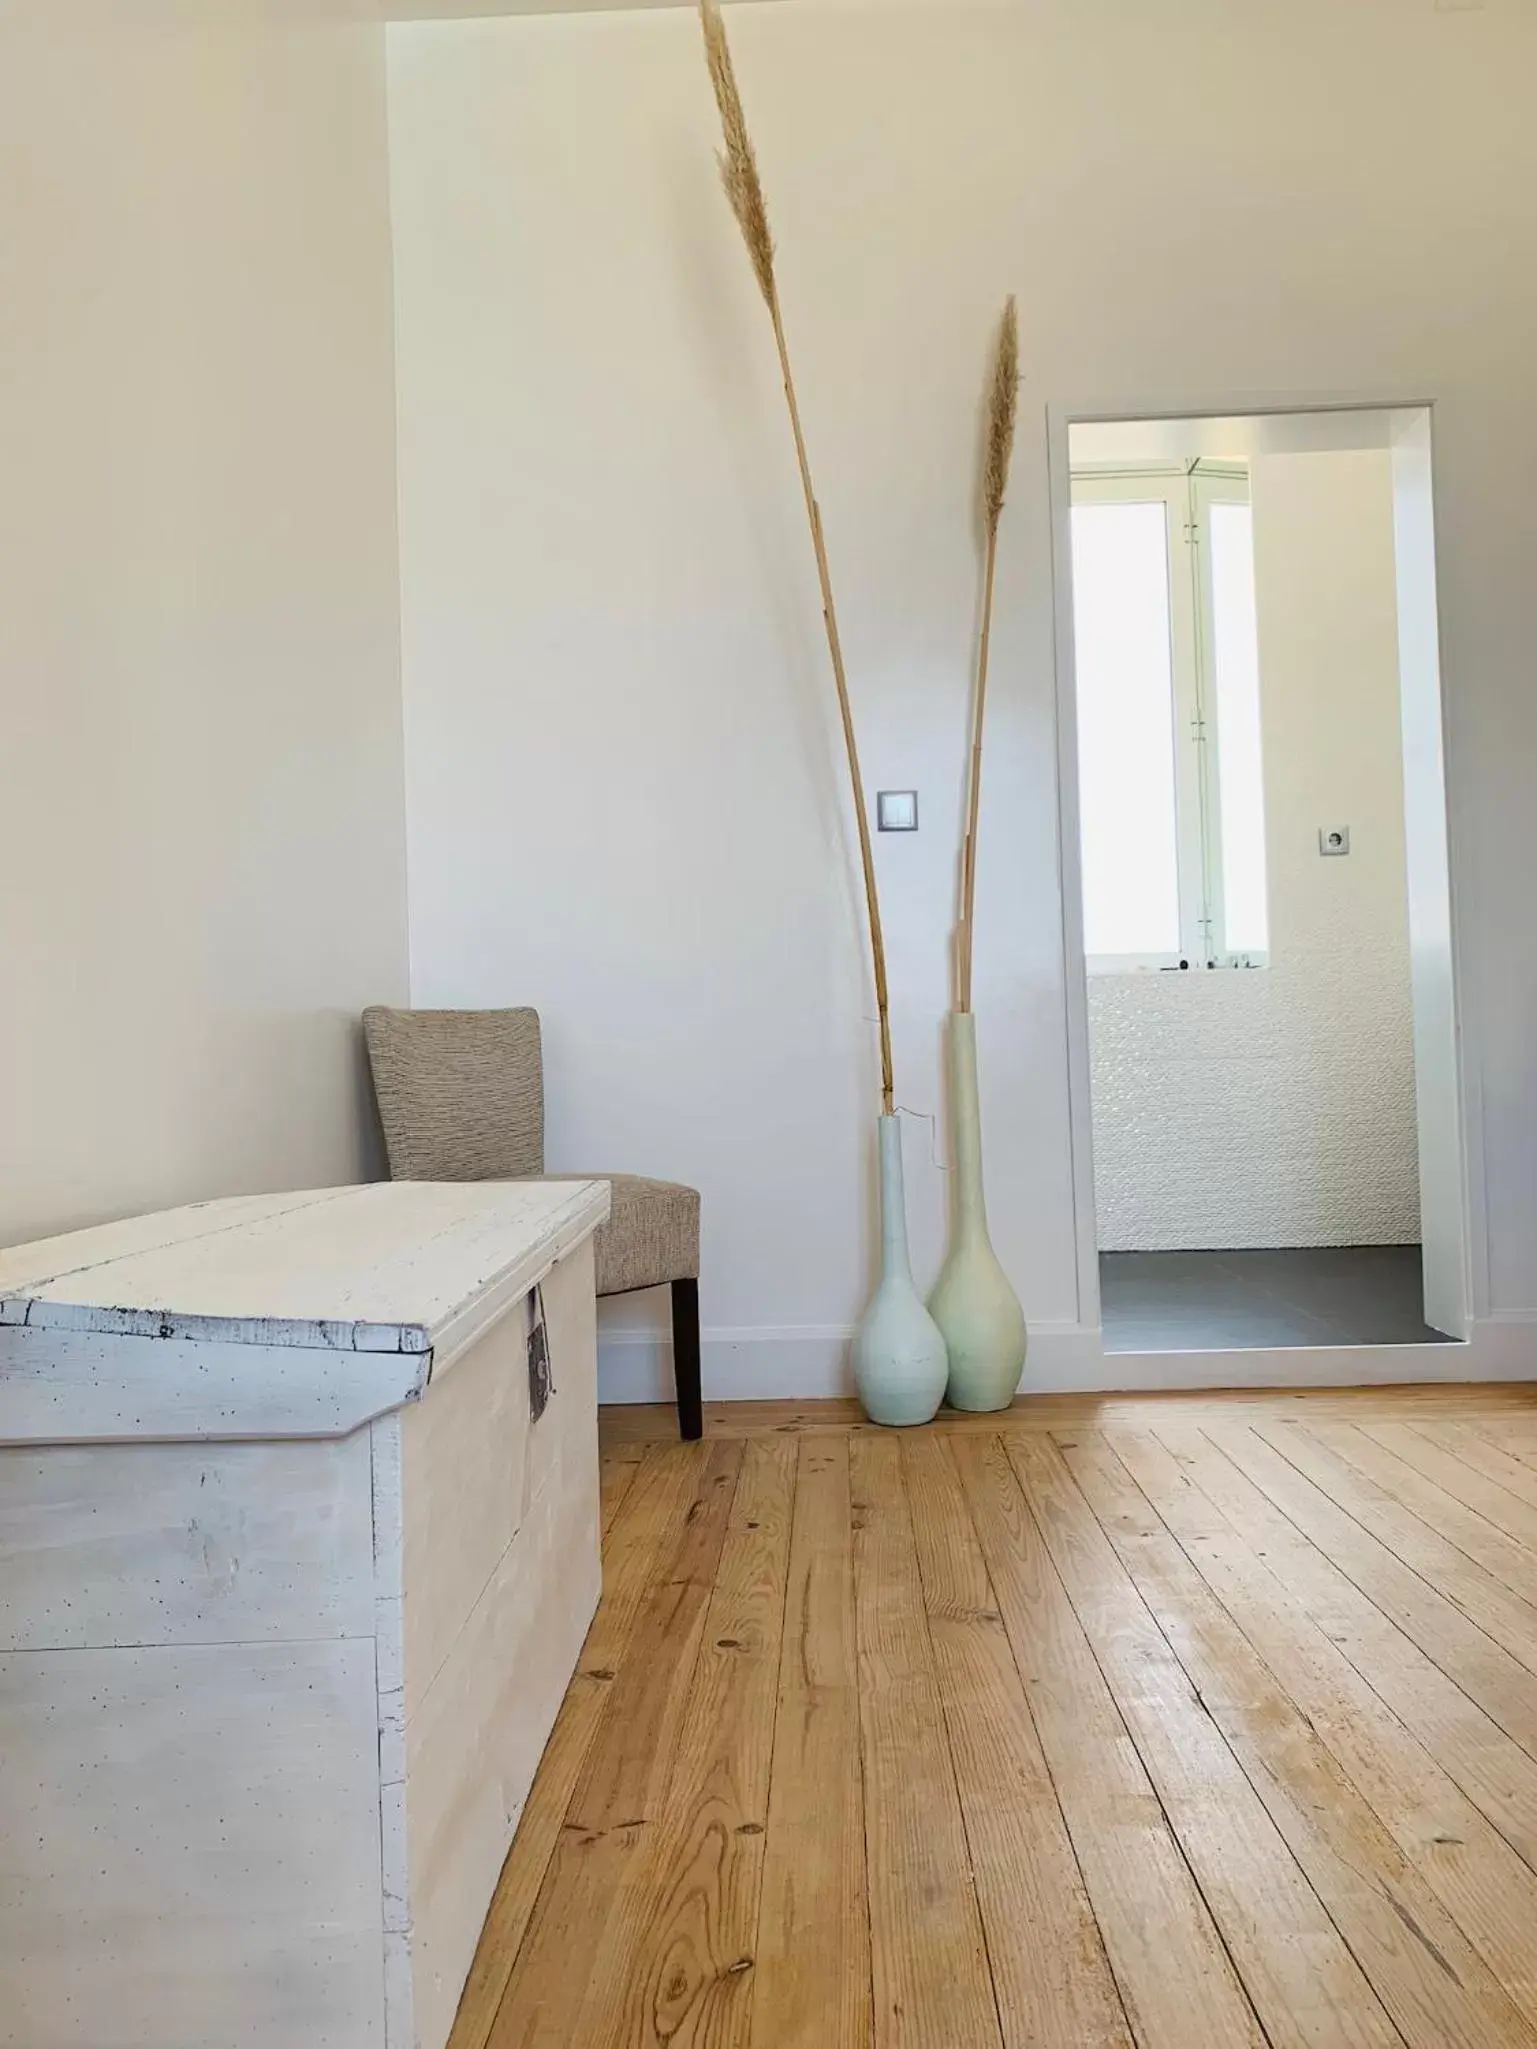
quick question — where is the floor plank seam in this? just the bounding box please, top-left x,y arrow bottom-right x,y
1409,1422 -> 1537,1515
1002,1433 -> 1276,2049
743,1432 -> 812,2044
851,1447 -> 879,2048
905,1433 -> 1016,2049
1330,1422 -> 1537,1591
944,1431 -> 1137,2049
1190,1422 -> 1537,1857
1089,1432 -> 1423,2049
1124,1426 -> 1526,1880
595,1436 -> 755,2044
1243,1422 -> 1537,1688
1042,1460 -> 1290,2049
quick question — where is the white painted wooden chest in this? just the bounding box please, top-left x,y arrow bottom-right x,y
0,1178 -> 611,2049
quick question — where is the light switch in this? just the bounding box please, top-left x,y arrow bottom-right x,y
1319,826 -> 1351,857
877,790 -> 919,832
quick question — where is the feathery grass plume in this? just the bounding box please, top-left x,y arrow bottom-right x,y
983,295 -> 1019,540
958,296 -> 1021,1012
700,0 -> 775,308
697,0 -> 894,1113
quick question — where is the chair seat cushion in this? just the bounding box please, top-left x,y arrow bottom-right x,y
542,1173 -> 700,1297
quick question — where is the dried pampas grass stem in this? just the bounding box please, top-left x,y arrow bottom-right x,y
700,0 -> 774,308
698,0 -> 894,1115
957,295 -> 1019,1013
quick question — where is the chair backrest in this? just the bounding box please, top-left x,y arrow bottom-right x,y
362,1006 -> 545,1182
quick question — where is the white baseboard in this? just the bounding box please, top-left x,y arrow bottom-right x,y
598,1314 -> 1537,1406
598,1325 -> 850,1406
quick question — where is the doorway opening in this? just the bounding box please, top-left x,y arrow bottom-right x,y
1062,408 -> 1468,1354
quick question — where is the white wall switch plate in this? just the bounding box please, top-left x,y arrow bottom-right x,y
1319,826 -> 1351,856
877,790 -> 918,832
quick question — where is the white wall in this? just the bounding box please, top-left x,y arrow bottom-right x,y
1393,410 -> 1473,1339
0,4 -> 409,1247
1089,449 -> 1420,1251
388,0 -> 1537,1397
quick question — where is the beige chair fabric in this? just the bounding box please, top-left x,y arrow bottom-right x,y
546,1174 -> 700,1294
363,1006 -> 544,1180
363,1006 -> 699,1299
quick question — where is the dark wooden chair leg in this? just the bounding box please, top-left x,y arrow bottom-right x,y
671,1278 -> 703,1441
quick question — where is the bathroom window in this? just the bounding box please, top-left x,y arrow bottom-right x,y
1070,463 -> 1269,972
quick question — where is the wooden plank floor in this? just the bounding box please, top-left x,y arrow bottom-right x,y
450,1385 -> 1537,2049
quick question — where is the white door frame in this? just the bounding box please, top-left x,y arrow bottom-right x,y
1044,391 -> 1489,1380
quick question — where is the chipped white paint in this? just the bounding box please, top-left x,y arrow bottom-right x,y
0,1434 -> 376,1650
0,1180 -> 609,1444
395,1241 -> 601,2049
0,1185 -> 607,2048
0,1323 -> 427,1444
0,1179 -> 608,1365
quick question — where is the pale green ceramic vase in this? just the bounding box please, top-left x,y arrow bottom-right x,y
852,1114 -> 949,1427
929,1013 -> 1027,1411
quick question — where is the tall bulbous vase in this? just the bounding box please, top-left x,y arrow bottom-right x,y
852,1114 -> 949,1427
929,1013 -> 1027,1411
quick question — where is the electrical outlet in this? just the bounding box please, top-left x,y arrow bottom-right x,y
1319,826 -> 1351,857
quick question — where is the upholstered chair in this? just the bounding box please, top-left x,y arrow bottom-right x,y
362,1006 -> 702,1439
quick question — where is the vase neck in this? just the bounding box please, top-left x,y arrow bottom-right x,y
876,1114 -> 915,1282
948,1013 -> 988,1220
